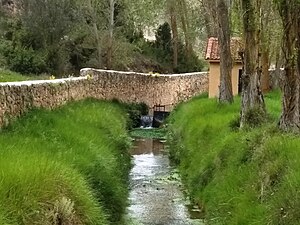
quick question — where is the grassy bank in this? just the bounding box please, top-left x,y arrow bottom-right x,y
168,92 -> 300,225
130,128 -> 167,139
0,69 -> 48,82
0,99 -> 132,225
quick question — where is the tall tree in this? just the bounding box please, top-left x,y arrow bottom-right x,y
257,0 -> 280,92
19,0 -> 78,74
216,0 -> 234,103
276,0 -> 300,131
168,0 -> 178,71
87,0 -> 103,68
178,0 -> 192,58
240,0 -> 265,127
107,0 -> 115,69
260,0 -> 271,93
202,0 -> 218,37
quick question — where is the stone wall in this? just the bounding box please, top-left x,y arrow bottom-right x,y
0,69 -> 208,127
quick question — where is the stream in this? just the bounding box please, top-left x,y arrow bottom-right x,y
125,138 -> 205,225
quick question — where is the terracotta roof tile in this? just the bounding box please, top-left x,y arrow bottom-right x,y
205,37 -> 243,62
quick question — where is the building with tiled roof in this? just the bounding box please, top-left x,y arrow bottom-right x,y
205,37 -> 243,98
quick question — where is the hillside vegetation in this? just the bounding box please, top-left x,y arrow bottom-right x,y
0,69 -> 47,82
0,99 -> 131,225
168,92 -> 300,225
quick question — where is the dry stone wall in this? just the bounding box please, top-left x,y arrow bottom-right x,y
0,69 -> 208,127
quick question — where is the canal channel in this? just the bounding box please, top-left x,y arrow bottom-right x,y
125,138 -> 205,225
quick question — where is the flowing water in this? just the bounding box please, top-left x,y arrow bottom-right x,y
125,138 -> 205,225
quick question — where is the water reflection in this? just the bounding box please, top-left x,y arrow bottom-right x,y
130,138 -> 164,155
126,138 -> 204,225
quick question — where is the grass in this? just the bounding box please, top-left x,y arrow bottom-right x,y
168,91 -> 300,225
0,99 -> 132,225
130,128 -> 167,139
0,69 -> 48,82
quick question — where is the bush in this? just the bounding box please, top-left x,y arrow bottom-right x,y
176,44 -> 205,73
1,43 -> 47,74
137,22 -> 205,73
244,106 -> 267,128
229,115 -> 241,131
111,99 -> 149,129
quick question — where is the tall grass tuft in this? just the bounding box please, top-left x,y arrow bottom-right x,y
168,91 -> 300,224
0,99 -> 132,225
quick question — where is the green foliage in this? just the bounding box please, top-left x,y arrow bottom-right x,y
130,128 -> 167,139
107,36 -> 136,71
2,45 -> 47,74
167,91 -> 300,224
0,69 -> 47,82
0,14 -> 69,75
176,42 -> 205,73
139,22 -> 204,73
112,100 -> 149,129
132,23 -> 173,73
0,100 -> 132,224
229,115 -> 241,131
155,22 -> 172,54
0,0 -> 207,76
244,106 -> 268,128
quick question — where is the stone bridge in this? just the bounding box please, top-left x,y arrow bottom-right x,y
0,68 -> 208,127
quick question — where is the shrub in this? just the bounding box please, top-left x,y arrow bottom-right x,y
244,106 -> 267,128
229,115 -> 241,131
111,99 -> 149,129
176,48 -> 205,73
135,22 -> 205,73
1,45 -> 47,74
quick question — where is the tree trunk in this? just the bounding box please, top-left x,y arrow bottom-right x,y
216,0 -> 233,103
261,49 -> 270,93
169,2 -> 178,71
278,0 -> 300,131
240,0 -> 265,128
260,0 -> 271,93
107,0 -> 114,69
273,48 -> 283,89
93,23 -> 102,68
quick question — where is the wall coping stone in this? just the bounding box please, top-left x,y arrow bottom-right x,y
0,77 -> 87,87
80,68 -> 208,77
